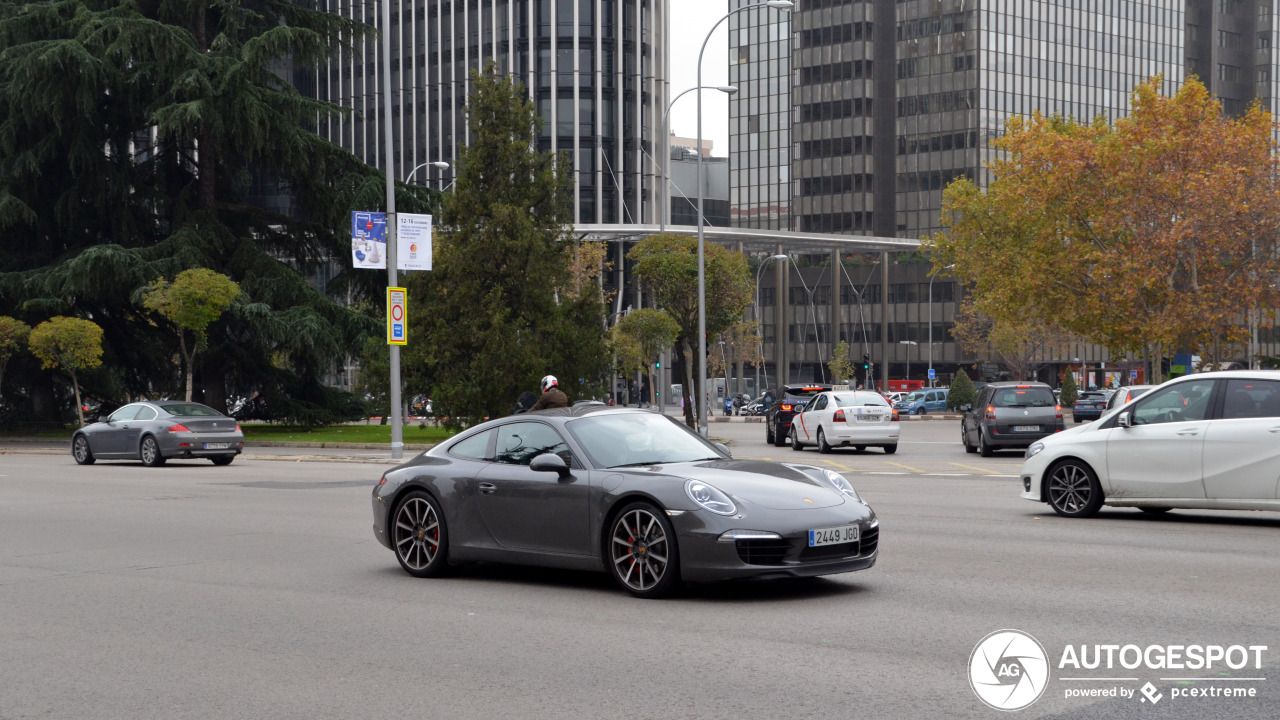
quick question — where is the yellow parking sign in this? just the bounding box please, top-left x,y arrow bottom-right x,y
387,287 -> 407,345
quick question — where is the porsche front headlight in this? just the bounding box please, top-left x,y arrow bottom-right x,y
823,469 -> 863,503
685,480 -> 737,515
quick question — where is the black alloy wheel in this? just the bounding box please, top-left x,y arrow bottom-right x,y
608,502 -> 679,598
72,435 -> 95,465
140,436 -> 166,467
1046,460 -> 1104,518
392,491 -> 450,577
817,428 -> 832,454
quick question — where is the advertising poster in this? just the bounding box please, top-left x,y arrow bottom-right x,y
351,211 -> 387,269
396,213 -> 433,271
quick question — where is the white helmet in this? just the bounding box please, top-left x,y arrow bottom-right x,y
541,375 -> 559,392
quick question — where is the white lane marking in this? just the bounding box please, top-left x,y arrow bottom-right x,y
868,472 -> 908,475
988,474 -> 1020,478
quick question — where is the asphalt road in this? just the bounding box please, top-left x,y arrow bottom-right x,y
1,422 -> 1276,719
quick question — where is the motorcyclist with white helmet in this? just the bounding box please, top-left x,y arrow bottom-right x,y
529,375 -> 569,411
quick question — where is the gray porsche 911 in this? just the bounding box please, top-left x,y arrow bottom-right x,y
71,401 -> 244,467
371,406 -> 879,598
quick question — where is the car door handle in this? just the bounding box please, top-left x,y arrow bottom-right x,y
1176,429 -> 1199,436
1269,426 -> 1280,434
478,482 -> 496,495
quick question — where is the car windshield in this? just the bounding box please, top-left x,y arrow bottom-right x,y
566,413 -> 725,468
158,402 -> 221,417
833,393 -> 888,407
991,387 -> 1056,408
902,392 -> 925,402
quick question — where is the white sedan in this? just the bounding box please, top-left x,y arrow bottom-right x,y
1021,370 -> 1280,517
787,391 -> 900,454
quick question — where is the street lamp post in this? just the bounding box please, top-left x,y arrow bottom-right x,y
404,160 -> 450,185
696,0 -> 794,437
900,340 -> 918,385
754,254 -> 788,397
928,264 -> 955,388
379,0 -> 404,459
660,86 -> 736,233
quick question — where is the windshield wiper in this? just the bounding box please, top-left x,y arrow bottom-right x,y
610,461 -> 661,468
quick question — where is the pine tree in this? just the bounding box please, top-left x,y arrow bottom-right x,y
948,367 -> 976,410
405,65 -> 608,427
1059,368 -> 1080,407
0,0 -> 431,421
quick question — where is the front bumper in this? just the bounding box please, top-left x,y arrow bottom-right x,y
673,505 -> 879,582
1019,446 -> 1054,502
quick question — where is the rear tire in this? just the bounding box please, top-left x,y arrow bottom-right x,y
789,426 -> 804,451
963,426 -> 977,454
72,435 -> 95,465
773,423 -> 788,447
766,423 -> 774,444
140,436 -> 166,467
978,430 -> 994,457
882,444 -> 897,455
1046,460 -> 1104,518
817,428 -> 832,454
210,456 -> 234,466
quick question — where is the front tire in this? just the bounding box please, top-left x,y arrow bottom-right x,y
790,426 -> 804,451
817,428 -> 832,454
1046,460 -> 1104,518
140,436 -> 166,467
918,407 -> 927,415
608,502 -> 679,598
72,435 -> 95,465
392,491 -> 450,577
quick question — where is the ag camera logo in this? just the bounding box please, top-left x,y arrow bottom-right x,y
969,629 -> 1050,711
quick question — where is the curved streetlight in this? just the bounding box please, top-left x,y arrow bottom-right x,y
660,85 -> 737,232
754,254 -> 788,396
928,264 -> 955,387
696,0 -> 794,436
404,160 -> 451,185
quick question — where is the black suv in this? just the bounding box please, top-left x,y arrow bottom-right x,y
764,384 -> 830,447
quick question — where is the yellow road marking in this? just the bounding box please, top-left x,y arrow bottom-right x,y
885,460 -> 927,474
822,460 -> 853,471
948,462 -> 999,475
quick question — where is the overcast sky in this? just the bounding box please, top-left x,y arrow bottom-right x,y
668,3 -> 731,157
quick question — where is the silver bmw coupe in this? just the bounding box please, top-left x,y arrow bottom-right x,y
71,401 -> 244,467
372,406 -> 879,598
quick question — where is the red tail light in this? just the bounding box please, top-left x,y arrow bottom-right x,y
891,409 -> 900,422
986,406 -> 997,421
1055,404 -> 1064,419
377,476 -> 387,486
781,404 -> 792,412
167,424 -> 191,433
833,409 -> 845,422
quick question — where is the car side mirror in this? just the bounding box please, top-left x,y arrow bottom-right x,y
530,453 -> 570,476
1117,412 -> 1131,428
713,442 -> 732,458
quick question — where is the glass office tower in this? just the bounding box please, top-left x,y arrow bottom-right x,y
314,0 -> 669,226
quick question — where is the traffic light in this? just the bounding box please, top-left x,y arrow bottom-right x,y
655,360 -> 661,368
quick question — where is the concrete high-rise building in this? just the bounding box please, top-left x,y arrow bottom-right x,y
314,0 -> 669,226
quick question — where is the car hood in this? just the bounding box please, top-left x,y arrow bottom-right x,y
1042,422 -> 1094,446
623,459 -> 846,510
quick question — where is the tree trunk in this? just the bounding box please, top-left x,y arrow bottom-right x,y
70,368 -> 84,427
180,331 -> 194,402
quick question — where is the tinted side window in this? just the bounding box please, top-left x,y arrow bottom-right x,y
813,396 -> 828,411
1221,379 -> 1280,419
134,406 -> 157,421
449,430 -> 493,461
1132,380 -> 1215,426
495,422 -> 572,466
108,405 -> 141,422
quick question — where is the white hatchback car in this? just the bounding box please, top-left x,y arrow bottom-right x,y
1021,371 -> 1280,517
787,390 -> 900,454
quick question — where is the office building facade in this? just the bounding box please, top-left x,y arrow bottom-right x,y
314,0 -> 669,226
